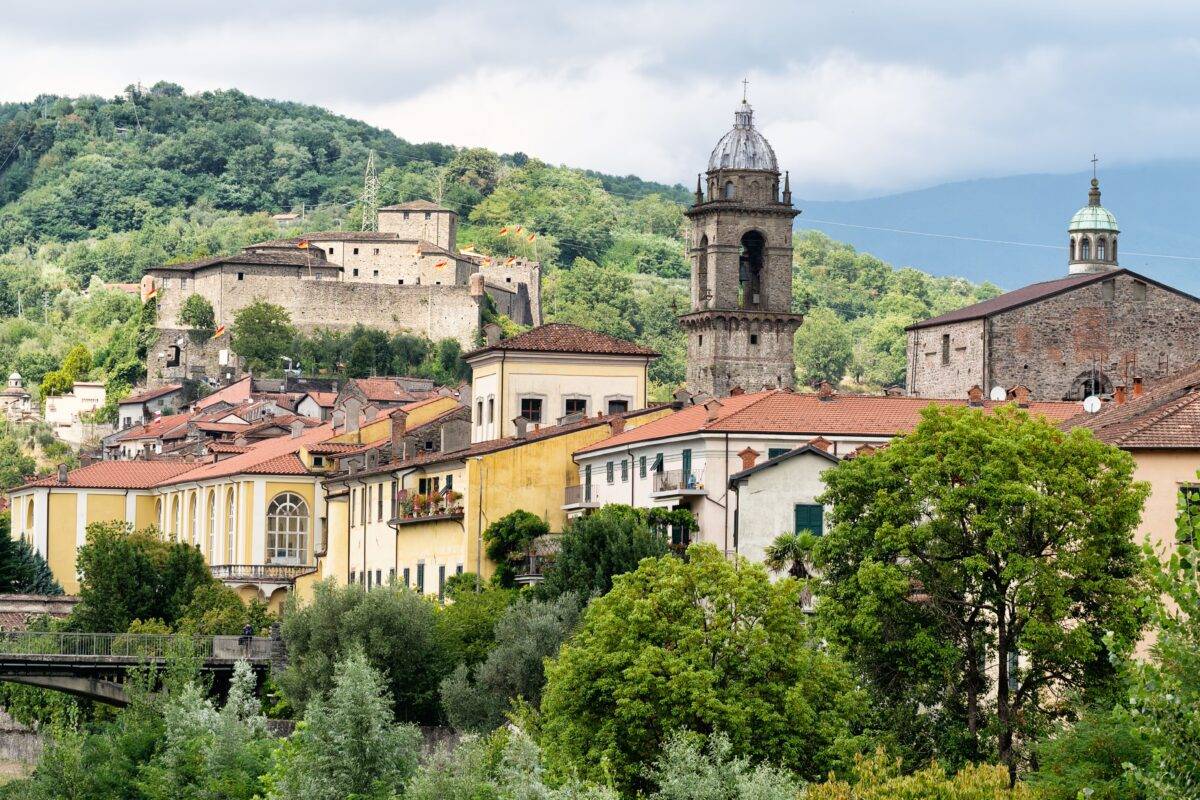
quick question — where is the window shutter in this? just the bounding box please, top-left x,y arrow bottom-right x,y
794,504 -> 824,536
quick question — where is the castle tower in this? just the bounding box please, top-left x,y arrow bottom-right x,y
1068,177 -> 1119,275
679,97 -> 802,396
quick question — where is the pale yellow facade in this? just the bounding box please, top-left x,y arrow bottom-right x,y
1129,449 -> 1200,553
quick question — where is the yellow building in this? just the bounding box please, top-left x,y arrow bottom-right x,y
300,404 -> 672,601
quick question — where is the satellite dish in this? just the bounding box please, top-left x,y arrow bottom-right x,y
1083,395 -> 1102,413
989,386 -> 1007,402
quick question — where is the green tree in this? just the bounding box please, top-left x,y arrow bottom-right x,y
0,438 -> 36,489
440,593 -> 581,732
177,293 -> 216,334
763,530 -> 817,580
435,584 -> 515,670
1029,705 -> 1149,800
538,504 -> 668,600
278,580 -> 447,723
805,749 -> 1034,800
647,732 -> 802,800
544,259 -> 639,341
60,343 -> 92,381
230,299 -> 295,374
794,306 -> 852,385
70,521 -> 212,632
539,544 -> 867,794
264,650 -> 421,800
0,512 -> 62,594
815,405 -> 1150,777
482,510 -> 548,589
39,368 -> 73,397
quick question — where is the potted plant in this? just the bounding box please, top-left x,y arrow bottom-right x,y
445,490 -> 463,513
412,493 -> 429,516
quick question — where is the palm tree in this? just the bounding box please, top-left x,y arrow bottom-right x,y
763,531 -> 817,580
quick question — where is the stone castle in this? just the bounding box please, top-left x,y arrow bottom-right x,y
143,201 -> 540,386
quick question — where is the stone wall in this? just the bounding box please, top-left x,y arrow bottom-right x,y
683,311 -> 801,396
907,319 -> 986,398
987,273 -> 1200,399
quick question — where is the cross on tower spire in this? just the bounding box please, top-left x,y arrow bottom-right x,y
742,77 -> 749,103
1091,153 -> 1098,180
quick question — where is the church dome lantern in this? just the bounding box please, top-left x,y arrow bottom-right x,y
707,101 -> 779,173
1067,177 -> 1120,275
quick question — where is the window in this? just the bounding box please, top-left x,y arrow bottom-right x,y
438,565 -> 446,601
564,398 -> 587,416
398,279 -> 404,285
226,491 -> 236,562
416,562 -> 425,593
171,496 -> 180,541
1097,237 -> 1107,261
1111,239 -> 1117,261
377,483 -> 384,521
653,453 -> 664,473
418,477 -> 441,495
723,181 -> 735,199
1179,487 -> 1200,545
682,448 -> 693,481
266,492 -> 309,564
607,399 -> 629,415
373,270 -> 379,277
327,247 -> 334,255
749,334 -> 759,345
606,461 -> 615,483
1102,279 -> 1115,302
237,272 -> 244,281
639,456 -> 647,478
1070,238 -> 1076,261
375,569 -> 382,587
621,460 -> 628,482
391,479 -> 399,518
206,492 -> 217,559
520,397 -> 543,423
584,465 -> 592,501
456,564 -> 463,575
374,248 -> 380,255
941,334 -> 951,365
487,398 -> 494,423
699,335 -> 704,346
1132,280 -> 1147,301
424,212 -> 431,219
403,567 -> 411,586
476,400 -> 483,423
367,571 -> 373,589
1080,237 -> 1091,260
768,447 -> 789,459
793,504 -> 824,536
188,494 -> 198,547
445,474 -> 453,492
389,568 -> 395,584
350,570 -> 356,585
352,268 -> 359,277
353,247 -> 359,255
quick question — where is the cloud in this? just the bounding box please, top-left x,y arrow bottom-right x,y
4,2 -> 1200,198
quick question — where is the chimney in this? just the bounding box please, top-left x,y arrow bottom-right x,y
289,419 -> 305,438
738,447 -> 760,470
484,322 -> 502,346
729,386 -> 744,396
809,436 -> 832,452
513,416 -> 529,439
671,387 -> 693,407
967,385 -> 984,407
1114,384 -> 1127,405
57,463 -> 69,484
817,381 -> 835,401
331,409 -> 346,429
391,410 -> 408,461
609,416 -> 626,436
885,384 -> 905,397
704,398 -> 724,421
1012,385 -> 1031,408
1133,376 -> 1144,398
363,404 -> 379,422
343,398 -> 362,434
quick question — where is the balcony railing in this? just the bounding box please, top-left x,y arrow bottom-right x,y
210,564 -> 316,583
652,469 -> 704,494
563,484 -> 596,507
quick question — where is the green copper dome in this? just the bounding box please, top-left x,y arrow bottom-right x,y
1068,178 -> 1119,232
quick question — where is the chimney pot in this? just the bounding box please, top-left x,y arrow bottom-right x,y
609,416 -> 626,436
1011,385 -> 1031,408
1115,385 -> 1127,405
363,404 -> 379,422
737,447 -> 760,470
484,323 -> 502,347
513,416 -> 529,439
704,398 -> 724,421
809,436 -> 832,452
967,385 -> 984,406
817,381 -> 835,401
1133,376 -> 1144,398
729,386 -> 744,396
57,463 -> 69,484
290,419 -> 305,438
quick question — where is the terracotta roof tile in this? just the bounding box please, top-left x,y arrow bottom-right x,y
304,391 -> 338,408
350,378 -> 438,404
115,413 -> 192,442
153,424 -> 334,486
120,384 -> 182,404
577,390 -> 1083,454
150,249 -> 339,273
16,461 -> 197,490
466,323 -> 658,359
1062,360 -> 1200,447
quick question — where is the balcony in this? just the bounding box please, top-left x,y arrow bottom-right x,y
512,534 -> 560,586
651,469 -> 706,498
210,564 -> 316,586
562,483 -> 599,511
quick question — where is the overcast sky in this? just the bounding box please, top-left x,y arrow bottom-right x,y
5,1 -> 1200,199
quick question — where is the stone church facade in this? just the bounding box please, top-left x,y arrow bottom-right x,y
907,179 -> 1200,400
679,99 -> 803,396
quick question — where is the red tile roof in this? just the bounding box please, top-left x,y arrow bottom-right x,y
350,378 -> 439,404
1062,361 -> 1200,448
115,413 -> 192,442
465,323 -> 659,359
304,391 -> 338,408
120,384 -> 183,404
154,424 -> 334,486
16,461 -> 198,490
576,390 -> 1083,454
194,377 -> 253,410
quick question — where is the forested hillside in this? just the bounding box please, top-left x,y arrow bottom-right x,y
0,82 -> 998,416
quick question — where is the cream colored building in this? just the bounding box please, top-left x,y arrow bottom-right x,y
465,323 -> 658,443
43,381 -> 107,445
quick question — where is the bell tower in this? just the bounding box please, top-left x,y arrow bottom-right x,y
679,96 -> 803,396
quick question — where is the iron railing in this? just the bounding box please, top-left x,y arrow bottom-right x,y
0,631 -> 276,662
563,484 -> 595,506
210,564 -> 315,582
653,469 -> 703,493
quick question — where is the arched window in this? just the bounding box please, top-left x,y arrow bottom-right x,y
1080,237 -> 1091,260
171,496 -> 180,540
1069,238 -> 1076,261
206,491 -> 216,559
266,492 -> 309,564
723,181 -> 735,199
738,230 -> 766,309
226,490 -> 237,564
1111,238 -> 1117,262
1097,237 -> 1107,261
187,494 -> 197,547
154,498 -> 162,529
696,234 -> 709,308
25,499 -> 33,532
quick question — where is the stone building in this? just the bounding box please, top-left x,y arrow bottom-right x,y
679,99 -> 803,397
142,202 -> 540,387
906,178 -> 1200,400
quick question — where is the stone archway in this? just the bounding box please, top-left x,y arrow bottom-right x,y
1065,370 -> 1113,400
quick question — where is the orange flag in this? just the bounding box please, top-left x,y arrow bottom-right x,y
498,226 -> 509,236
434,260 -> 448,269
211,324 -> 227,340
513,225 -> 523,233
527,232 -> 537,242
297,239 -> 310,249
504,257 -> 516,265
144,287 -> 158,302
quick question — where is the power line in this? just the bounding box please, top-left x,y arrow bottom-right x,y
801,217 -> 1200,264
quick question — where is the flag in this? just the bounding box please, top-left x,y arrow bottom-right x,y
297,239 -> 310,249
482,257 -> 492,266
211,324 -> 226,340
504,257 -> 516,265
498,226 -> 509,236
434,260 -> 448,269
527,232 -> 537,242
144,287 -> 158,302
513,225 -> 523,233
460,244 -> 476,253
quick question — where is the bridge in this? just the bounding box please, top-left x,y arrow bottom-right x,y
0,631 -> 283,706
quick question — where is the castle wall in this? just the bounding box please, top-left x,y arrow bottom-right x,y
906,319 -> 986,398
378,209 -> 456,249
986,273 -> 1200,399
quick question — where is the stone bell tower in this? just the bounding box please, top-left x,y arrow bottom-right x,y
679,96 -> 803,397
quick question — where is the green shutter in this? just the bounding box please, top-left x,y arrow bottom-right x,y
639,456 -> 646,478
682,448 -> 692,476
794,504 -> 824,536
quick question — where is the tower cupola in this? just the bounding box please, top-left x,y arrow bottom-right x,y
1068,177 -> 1119,275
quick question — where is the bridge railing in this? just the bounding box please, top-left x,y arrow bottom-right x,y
0,631 -> 216,660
